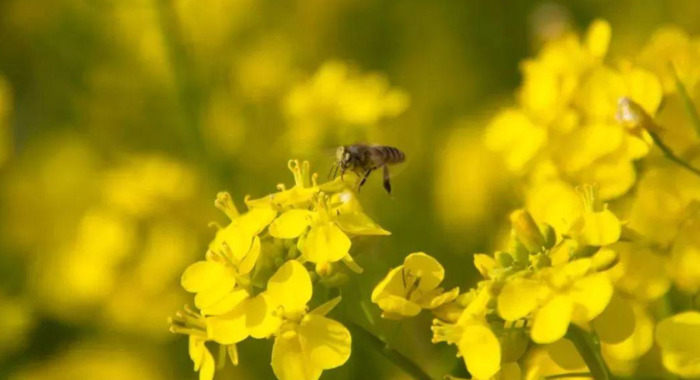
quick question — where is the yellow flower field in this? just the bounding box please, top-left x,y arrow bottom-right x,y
1,1 -> 700,380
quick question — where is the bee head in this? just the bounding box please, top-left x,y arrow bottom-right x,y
336,146 -> 353,169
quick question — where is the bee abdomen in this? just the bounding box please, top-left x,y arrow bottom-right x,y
377,146 -> 405,164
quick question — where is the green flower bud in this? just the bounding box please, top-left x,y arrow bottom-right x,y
510,209 -> 545,253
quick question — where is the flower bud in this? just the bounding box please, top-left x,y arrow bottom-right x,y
540,223 -> 557,249
510,209 -> 545,253
495,251 -> 514,267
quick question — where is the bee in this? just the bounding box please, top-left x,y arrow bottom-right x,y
331,144 -> 406,194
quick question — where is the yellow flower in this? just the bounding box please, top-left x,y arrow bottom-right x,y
246,160 -> 319,209
432,284 -> 501,379
607,242 -> 671,301
567,185 -> 621,247
486,19 -> 664,200
283,61 -> 409,152
656,311 -> 700,378
246,260 -> 351,380
170,306 -> 240,380
372,252 -> 459,319
669,208 -> 700,293
637,26 -> 700,93
181,193 -> 274,315
596,295 -> 654,372
498,258 -> 612,344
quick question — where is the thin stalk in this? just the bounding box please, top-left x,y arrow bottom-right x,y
648,131 -> 700,179
345,320 -> 433,380
670,64 -> 700,137
566,325 -> 613,380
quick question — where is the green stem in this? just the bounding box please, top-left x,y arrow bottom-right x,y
648,131 -> 700,179
670,64 -> 700,137
566,325 -> 613,380
345,320 -> 433,380
545,373 -> 593,379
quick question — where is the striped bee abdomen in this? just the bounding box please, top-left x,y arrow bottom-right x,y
375,146 -> 405,164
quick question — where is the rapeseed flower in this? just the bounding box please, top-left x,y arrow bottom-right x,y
283,61 -> 409,152
372,252 -> 459,319
656,311 -> 700,378
246,260 -> 351,380
432,283 -> 501,379
498,258 -> 613,343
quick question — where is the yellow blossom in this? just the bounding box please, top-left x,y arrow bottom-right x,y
372,252 -> 459,319
432,284 -> 501,379
498,258 -> 613,344
283,61 -> 409,152
669,207 -> 700,293
656,311 -> 700,378
567,185 -> 621,247
246,260 -> 351,380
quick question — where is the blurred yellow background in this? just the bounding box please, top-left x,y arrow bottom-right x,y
0,0 -> 699,379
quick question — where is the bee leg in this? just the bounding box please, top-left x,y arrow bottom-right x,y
358,168 -> 372,192
328,163 -> 338,179
382,165 -> 392,194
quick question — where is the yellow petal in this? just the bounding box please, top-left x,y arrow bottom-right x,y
570,210 -> 621,246
237,235 -> 260,275
585,19 -> 611,59
498,277 -> 545,321
246,293 -> 282,339
271,334 -> 322,380
189,337 -> 215,380
531,295 -> 573,344
267,260 -> 312,314
592,293 -> 635,344
311,296 -> 342,316
269,209 -> 312,239
301,223 -> 351,264
371,267 -> 404,302
181,261 -> 230,293
473,254 -> 496,278
421,287 -> 460,310
656,312 -> 700,354
404,252 -> 444,292
201,288 -> 249,316
211,224 -> 253,262
485,109 -> 546,171
335,211 -> 390,236
236,206 -> 277,235
458,321 -> 501,379
299,314 -> 351,370
547,338 -> 586,370
207,301 -> 249,344
377,295 -> 421,319
602,302 -> 653,361
194,276 -> 237,313
499,362 -> 522,380
661,351 -> 700,378
570,273 -> 613,323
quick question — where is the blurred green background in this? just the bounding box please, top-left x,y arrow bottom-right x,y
0,0 -> 698,379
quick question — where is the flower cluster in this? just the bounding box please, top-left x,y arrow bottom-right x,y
373,195 -> 619,379
283,61 -> 410,152
170,160 -> 389,380
371,19 -> 700,380
478,19 -> 700,379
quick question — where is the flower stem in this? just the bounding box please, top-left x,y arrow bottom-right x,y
670,64 -> 700,137
566,325 -> 613,380
648,131 -> 700,178
344,320 -> 433,380
545,373 -> 593,379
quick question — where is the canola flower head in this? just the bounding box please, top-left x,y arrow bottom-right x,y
171,159 -> 388,380
371,252 -> 459,319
